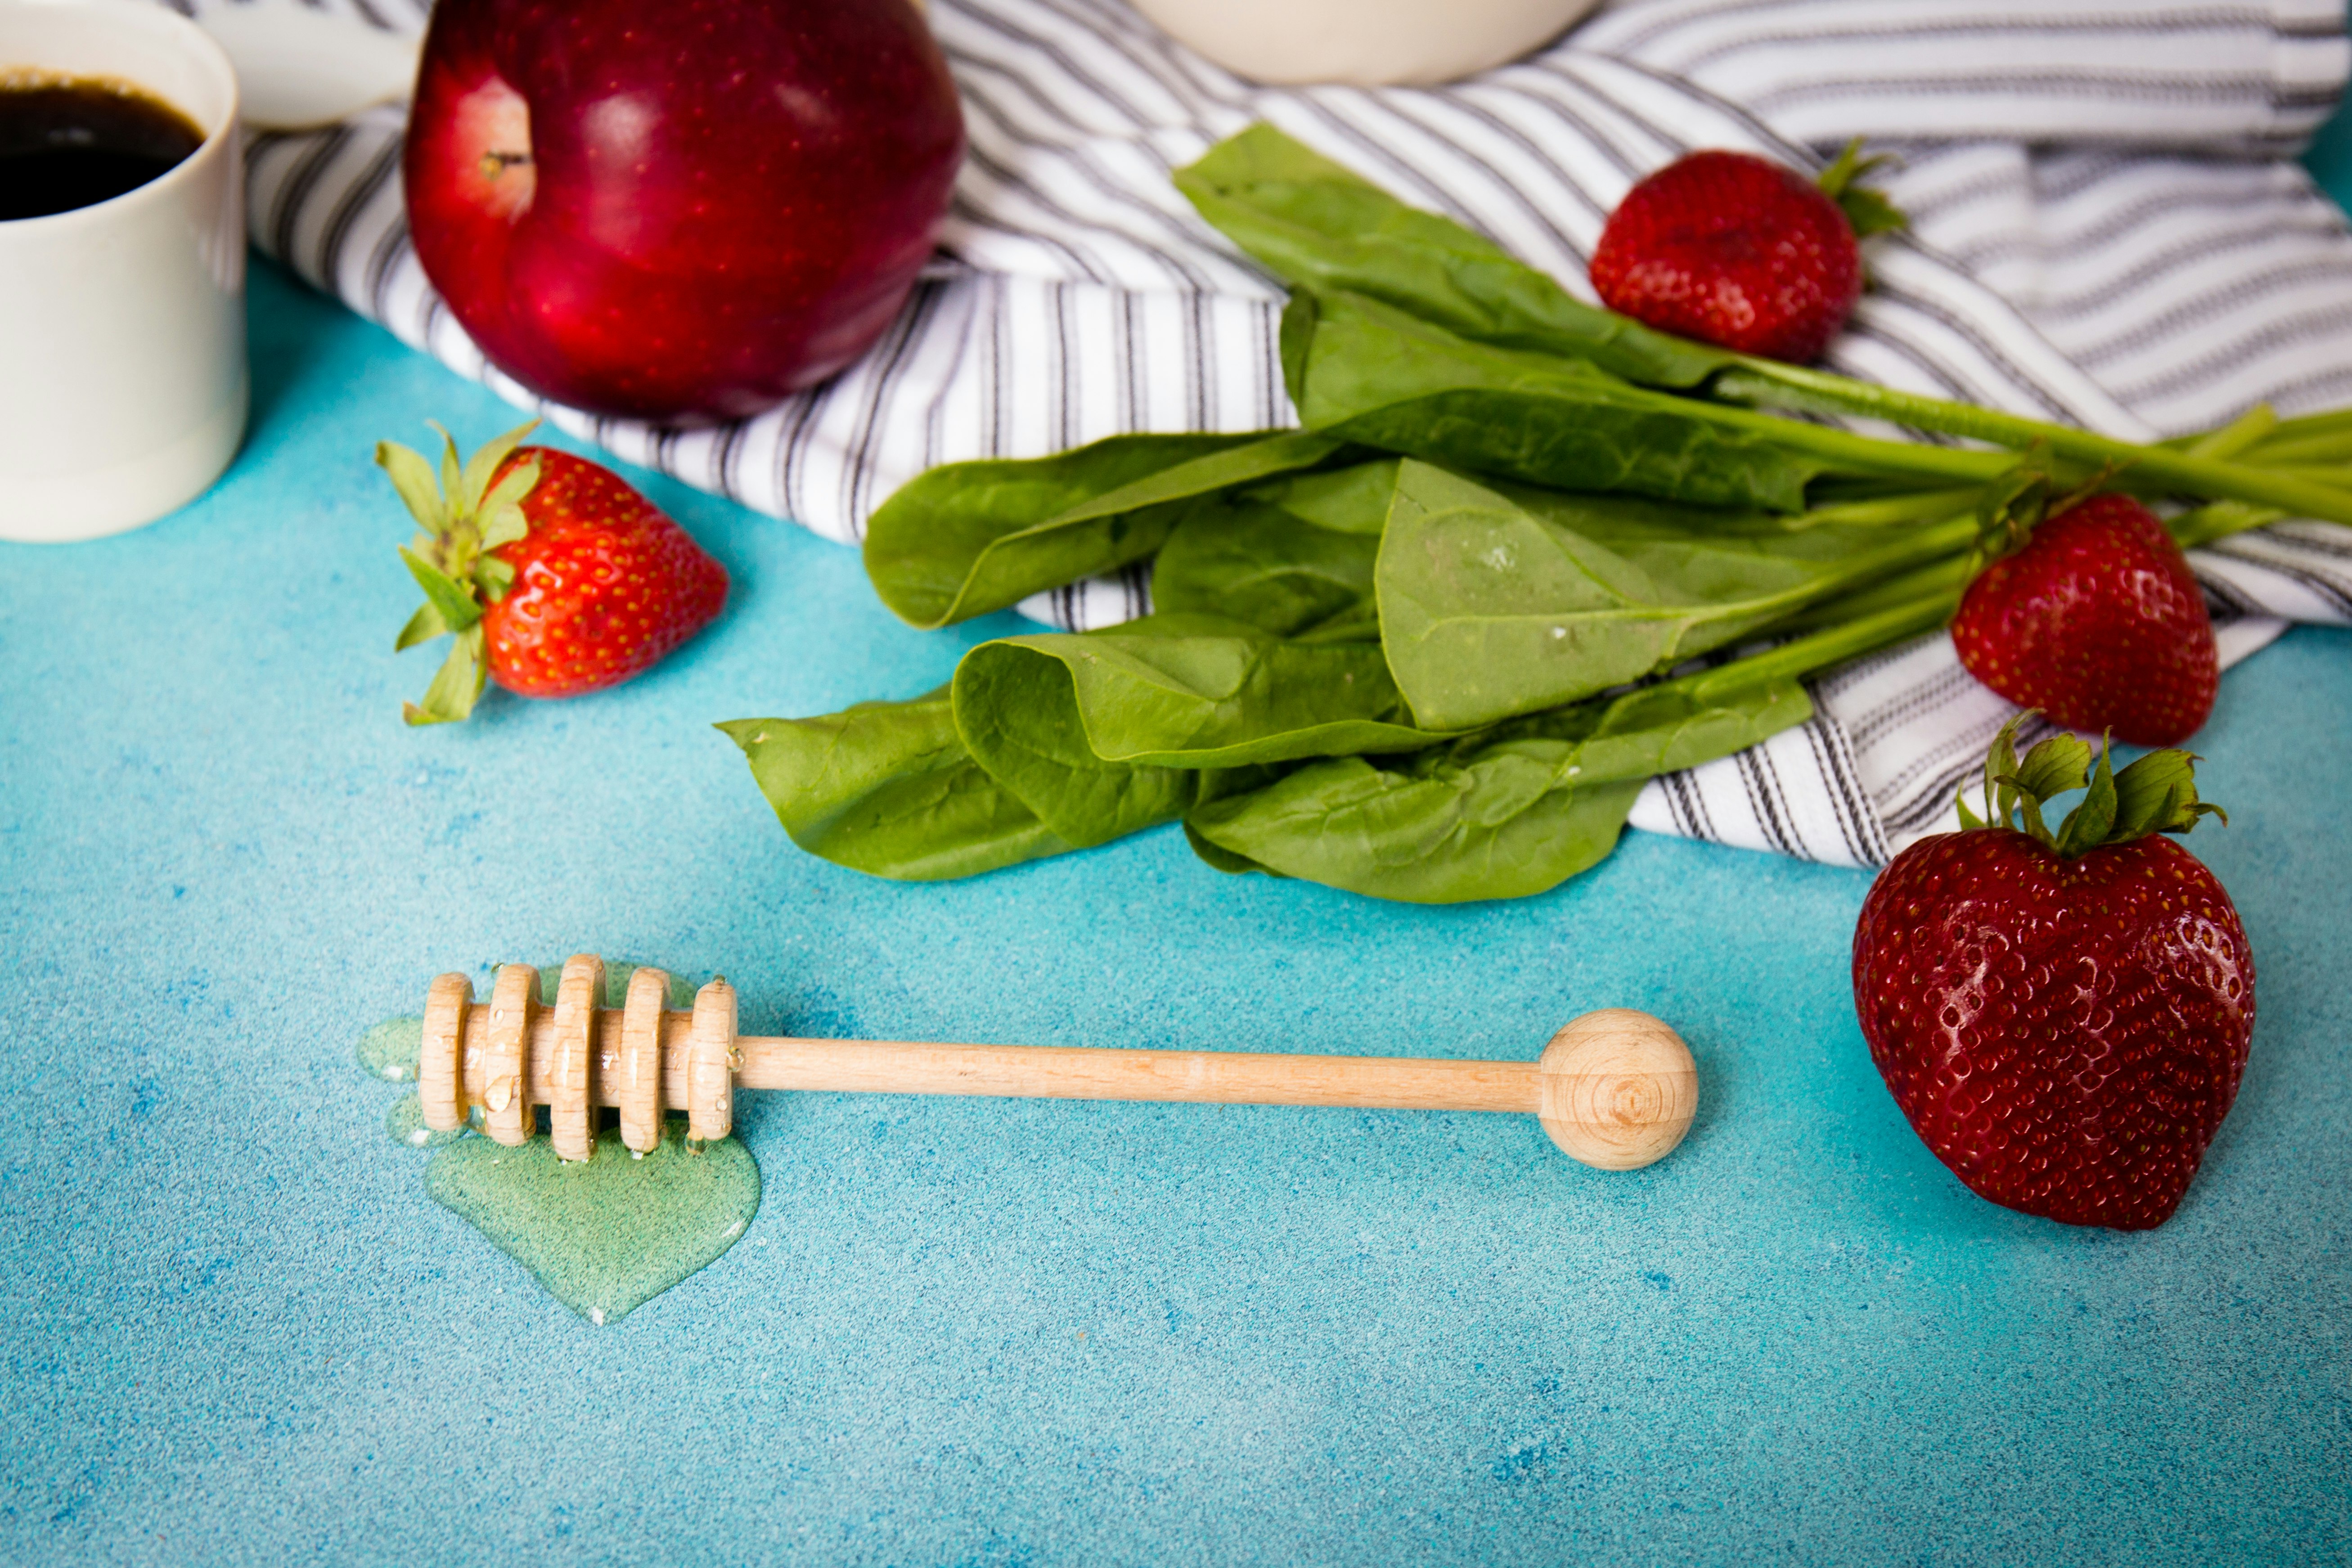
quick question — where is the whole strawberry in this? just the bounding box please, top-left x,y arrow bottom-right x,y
1951,491 -> 2218,746
1853,720 -> 2252,1230
1590,142 -> 1904,363
378,422 -> 728,723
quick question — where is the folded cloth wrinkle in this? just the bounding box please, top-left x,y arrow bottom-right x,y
208,0 -> 2352,871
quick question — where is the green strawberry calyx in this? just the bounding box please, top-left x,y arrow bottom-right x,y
1967,447 -> 2126,567
1817,139 -> 1907,240
375,420 -> 542,726
1957,713 -> 2225,856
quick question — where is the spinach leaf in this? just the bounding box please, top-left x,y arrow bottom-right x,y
953,612 -> 1456,779
1174,123 -> 1734,389
1192,771 -> 1650,904
1294,292 -> 1822,510
1182,764 -> 1281,875
949,647 -> 1198,849
1249,458 -> 1400,535
1184,674 -> 1812,903
863,429 -> 1346,629
1296,292 -> 2007,508
1377,462 -> 1976,730
1150,467 -> 1394,638
716,696 -> 1073,881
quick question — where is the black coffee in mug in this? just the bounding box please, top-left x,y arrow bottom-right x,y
0,73 -> 205,221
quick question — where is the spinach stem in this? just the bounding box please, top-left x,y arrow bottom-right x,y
1686,591 -> 1959,702
1679,396 -> 2015,485
2233,430 -> 2352,465
1799,487 -> 1981,527
2255,463 -> 2352,486
1766,555 -> 1974,634
2238,406 -> 2352,447
2182,404 -> 2278,460
2168,500 -> 2289,551
1710,364 -> 2352,526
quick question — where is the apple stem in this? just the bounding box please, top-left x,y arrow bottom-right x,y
478,151 -> 533,178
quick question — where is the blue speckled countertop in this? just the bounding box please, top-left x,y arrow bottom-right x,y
3,165 -> 2348,1565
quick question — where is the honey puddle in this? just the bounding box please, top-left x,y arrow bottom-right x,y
427,1123 -> 760,1325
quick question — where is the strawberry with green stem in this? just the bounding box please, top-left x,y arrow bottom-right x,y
1950,460 -> 2220,747
1852,718 -> 2251,1230
379,421 -> 728,724
1589,139 -> 1907,365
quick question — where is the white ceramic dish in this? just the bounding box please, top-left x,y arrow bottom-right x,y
193,0 -> 418,131
0,0 -> 246,543
1128,0 -> 1602,85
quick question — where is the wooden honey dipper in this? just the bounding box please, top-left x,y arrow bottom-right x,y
419,955 -> 1701,1171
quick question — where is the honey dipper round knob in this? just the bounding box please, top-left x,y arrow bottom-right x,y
1537,1009 -> 1700,1170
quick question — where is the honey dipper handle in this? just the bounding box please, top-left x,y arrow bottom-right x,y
442,1001 -> 1543,1123
735,1037 -> 1543,1113
439,1003 -> 1539,1116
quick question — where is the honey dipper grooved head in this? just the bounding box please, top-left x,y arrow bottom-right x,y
1538,1010 -> 1698,1170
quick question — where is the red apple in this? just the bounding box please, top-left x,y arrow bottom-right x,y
405,0 -> 964,424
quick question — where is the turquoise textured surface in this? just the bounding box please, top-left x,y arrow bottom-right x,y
5,252 -> 2351,1564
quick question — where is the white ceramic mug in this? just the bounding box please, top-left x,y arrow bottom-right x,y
0,0 -> 245,543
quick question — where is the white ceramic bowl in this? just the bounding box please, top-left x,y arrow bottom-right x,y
1129,0 -> 1602,85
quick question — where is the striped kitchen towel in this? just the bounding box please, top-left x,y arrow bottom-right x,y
210,0 -> 2352,868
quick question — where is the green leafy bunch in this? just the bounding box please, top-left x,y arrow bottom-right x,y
377,420 -> 542,725
717,125 -> 2339,904
1959,714 -> 2225,856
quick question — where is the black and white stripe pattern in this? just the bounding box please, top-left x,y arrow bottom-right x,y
1578,0 -> 2352,155
218,0 -> 2352,869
